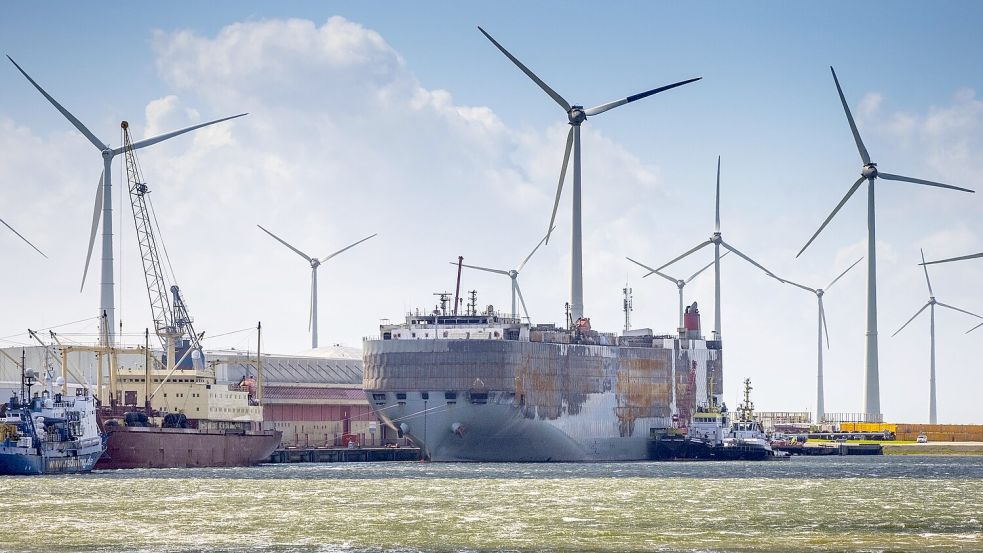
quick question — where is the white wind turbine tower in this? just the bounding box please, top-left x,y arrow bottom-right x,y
891,249 -> 983,424
257,225 -> 376,349
8,56 -> 246,344
769,257 -> 863,423
626,251 -> 730,329
796,66 -> 975,420
454,228 -> 553,321
653,157 -> 783,339
922,252 -> 983,334
1,215 -> 46,258
478,27 -> 701,323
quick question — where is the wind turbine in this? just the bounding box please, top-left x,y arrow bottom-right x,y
626,251 -> 730,329
920,253 -> 983,334
0,215 -> 46,258
454,228 -> 553,321
478,27 -> 700,322
892,249 -> 983,424
770,257 -> 863,423
653,156 -> 783,339
257,225 -> 376,349
8,55 -> 246,344
796,66 -> 975,419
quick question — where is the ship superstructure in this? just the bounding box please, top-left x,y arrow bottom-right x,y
364,302 -> 721,461
0,367 -> 102,475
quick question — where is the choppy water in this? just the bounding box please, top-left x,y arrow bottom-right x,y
1,456 -> 981,552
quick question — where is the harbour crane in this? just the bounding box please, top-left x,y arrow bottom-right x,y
121,121 -> 202,371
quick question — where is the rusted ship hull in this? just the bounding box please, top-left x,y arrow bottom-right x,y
363,338 -> 720,462
94,426 -> 282,469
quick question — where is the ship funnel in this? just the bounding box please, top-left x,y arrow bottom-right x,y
683,301 -> 701,339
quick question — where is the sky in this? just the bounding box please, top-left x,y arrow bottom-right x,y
1,1 -> 982,423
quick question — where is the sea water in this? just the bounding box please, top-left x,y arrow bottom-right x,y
1,456 -> 980,552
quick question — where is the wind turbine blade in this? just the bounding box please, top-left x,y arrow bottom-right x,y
477,27 -> 570,112
546,128 -> 573,245
877,172 -> 974,194
7,55 -> 107,151
720,240 -> 783,281
830,66 -> 870,165
922,252 -> 983,266
626,256 -> 676,284
966,321 -> 983,334
656,240 -> 712,272
796,176 -> 865,258
123,113 -> 248,153
715,155 -> 721,233
320,233 -> 377,263
517,226 -> 555,273
80,171 -> 104,291
936,302 -> 983,320
686,250 -> 730,284
583,77 -> 702,116
892,302 -> 930,337
456,262 -> 510,276
920,249 -> 934,296
826,256 -> 864,290
781,278 -> 817,294
0,216 -> 46,258
256,225 -> 312,262
515,281 -> 531,321
820,302 -> 830,349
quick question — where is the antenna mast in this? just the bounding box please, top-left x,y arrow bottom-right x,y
467,290 -> 478,316
623,280 -> 633,333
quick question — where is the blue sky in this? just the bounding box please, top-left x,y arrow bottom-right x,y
1,2 -> 982,423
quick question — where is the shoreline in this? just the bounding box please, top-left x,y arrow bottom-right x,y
881,442 -> 983,455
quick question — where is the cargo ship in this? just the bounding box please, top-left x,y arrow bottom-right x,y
0,367 -> 103,475
94,361 -> 280,470
364,302 -> 721,461
86,122 -> 280,469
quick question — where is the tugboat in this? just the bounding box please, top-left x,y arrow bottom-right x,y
718,378 -> 773,460
649,377 -> 773,460
0,364 -> 103,475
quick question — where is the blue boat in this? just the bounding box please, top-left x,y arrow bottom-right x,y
1,373 -> 104,475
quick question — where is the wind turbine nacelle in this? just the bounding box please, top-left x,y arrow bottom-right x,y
567,106 -> 587,125
861,163 -> 878,179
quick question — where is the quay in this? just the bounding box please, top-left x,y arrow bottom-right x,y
267,446 -> 421,463
773,443 -> 883,456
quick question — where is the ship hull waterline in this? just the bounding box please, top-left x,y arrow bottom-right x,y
94,426 -> 282,470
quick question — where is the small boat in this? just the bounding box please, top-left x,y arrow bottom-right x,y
649,377 -> 773,461
0,368 -> 104,475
